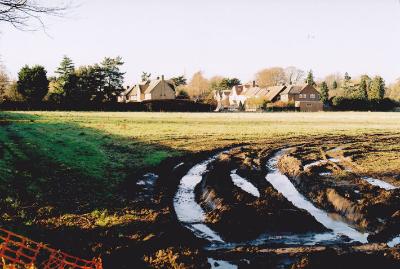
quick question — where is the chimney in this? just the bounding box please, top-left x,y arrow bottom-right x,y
252,80 -> 256,87
161,75 -> 165,81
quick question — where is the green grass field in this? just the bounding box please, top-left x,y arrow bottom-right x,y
1,111 -> 400,193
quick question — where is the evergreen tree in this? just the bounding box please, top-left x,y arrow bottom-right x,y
238,101 -> 245,111
55,56 -> 75,78
343,72 -> 353,97
369,76 -> 385,100
52,56 -> 76,102
99,56 -> 125,101
17,65 -> 49,102
72,65 -> 104,103
219,78 -> 241,90
320,81 -> 329,104
141,72 -> 151,82
171,76 -> 187,87
358,76 -> 369,100
332,80 -> 338,89
226,78 -> 241,88
344,72 -> 351,82
305,70 -> 316,86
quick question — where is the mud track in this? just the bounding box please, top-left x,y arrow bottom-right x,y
172,136 -> 400,268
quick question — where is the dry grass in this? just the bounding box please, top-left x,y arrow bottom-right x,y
4,111 -> 400,152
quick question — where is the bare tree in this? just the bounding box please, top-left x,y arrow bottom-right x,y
0,0 -> 71,30
284,66 -> 305,85
255,67 -> 285,88
186,71 -> 210,99
324,72 -> 343,88
0,61 -> 10,98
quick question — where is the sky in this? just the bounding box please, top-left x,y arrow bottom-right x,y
1,0 -> 400,85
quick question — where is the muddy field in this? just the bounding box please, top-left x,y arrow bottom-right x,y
1,112 -> 400,268
172,135 -> 400,268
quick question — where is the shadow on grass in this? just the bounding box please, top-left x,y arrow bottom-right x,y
0,111 -> 209,268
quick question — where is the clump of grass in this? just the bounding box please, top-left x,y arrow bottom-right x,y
278,155 -> 302,177
144,248 -> 200,269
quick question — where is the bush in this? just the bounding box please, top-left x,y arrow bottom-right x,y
265,101 -> 298,112
17,65 -> 49,103
332,97 -> 398,111
0,99 -> 216,112
176,90 -> 190,100
245,97 -> 268,111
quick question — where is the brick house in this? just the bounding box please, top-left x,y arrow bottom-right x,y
280,85 -> 323,112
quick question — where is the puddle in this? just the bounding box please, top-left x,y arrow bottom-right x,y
189,224 -> 224,242
388,236 -> 400,247
266,149 -> 368,244
173,153 -> 225,243
137,173 -> 158,187
208,258 -> 237,269
245,231 -> 346,247
230,170 -> 260,198
305,155 -> 397,191
173,148 -> 377,253
304,158 -> 340,170
173,162 -> 185,170
136,173 -> 159,201
361,177 -> 397,190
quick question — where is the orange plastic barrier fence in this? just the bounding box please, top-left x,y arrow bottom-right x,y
0,228 -> 102,269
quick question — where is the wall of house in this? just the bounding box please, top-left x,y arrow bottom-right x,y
117,96 -> 126,102
280,94 -> 290,102
229,94 -> 246,106
292,86 -> 320,102
295,101 -> 323,112
145,82 -> 176,100
126,88 -> 141,102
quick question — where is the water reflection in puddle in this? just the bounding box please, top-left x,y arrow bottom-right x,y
230,170 -> 260,198
266,149 -> 368,244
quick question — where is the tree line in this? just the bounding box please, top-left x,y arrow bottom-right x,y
178,67 -> 398,110
1,59 -> 399,111
1,56 -> 125,105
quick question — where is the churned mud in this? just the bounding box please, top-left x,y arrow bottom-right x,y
171,135 -> 400,268
4,133 -> 399,268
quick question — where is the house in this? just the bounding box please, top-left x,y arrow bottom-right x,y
215,82 -> 288,111
229,84 -> 247,107
265,85 -> 287,103
214,82 -> 323,112
279,84 -> 323,112
118,75 -> 176,102
214,90 -> 231,111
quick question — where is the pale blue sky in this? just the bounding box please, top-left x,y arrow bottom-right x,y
1,0 -> 400,84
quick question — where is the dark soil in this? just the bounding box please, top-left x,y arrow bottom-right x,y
195,147 -> 327,242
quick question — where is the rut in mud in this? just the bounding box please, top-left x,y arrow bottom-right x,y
173,141 -> 400,268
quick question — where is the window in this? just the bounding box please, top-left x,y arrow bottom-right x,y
299,94 -> 307,99
310,94 -> 316,99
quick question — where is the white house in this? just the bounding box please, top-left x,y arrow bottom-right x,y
215,81 -> 287,111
